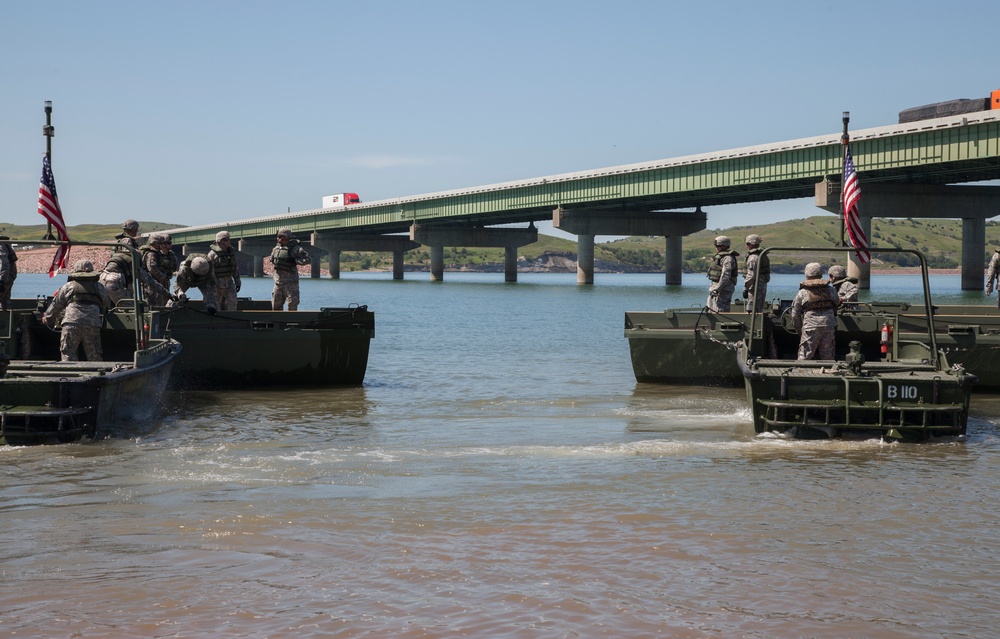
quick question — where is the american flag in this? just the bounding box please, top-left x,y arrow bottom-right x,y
842,145 -> 871,264
38,154 -> 70,276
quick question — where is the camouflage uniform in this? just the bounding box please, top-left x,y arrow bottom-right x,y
833,278 -> 859,302
742,239 -> 770,314
707,248 -> 739,312
113,219 -> 140,255
174,254 -> 219,311
44,261 -> 107,361
207,232 -> 241,311
270,229 -> 310,311
0,238 -> 18,311
101,252 -> 169,307
139,233 -> 177,306
987,250 -> 1000,308
791,264 -> 840,360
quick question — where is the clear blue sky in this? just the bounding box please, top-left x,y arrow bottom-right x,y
2,0 -> 997,238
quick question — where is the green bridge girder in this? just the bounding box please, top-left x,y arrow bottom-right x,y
164,111 -> 1000,245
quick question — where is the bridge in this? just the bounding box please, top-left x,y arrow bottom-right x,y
162,108 -> 1000,289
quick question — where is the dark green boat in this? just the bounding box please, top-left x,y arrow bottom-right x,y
627,247 -> 978,440
626,300 -> 1000,391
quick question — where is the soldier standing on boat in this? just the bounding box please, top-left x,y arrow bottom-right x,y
270,228 -> 310,311
42,259 -> 107,361
986,248 -> 1000,308
790,262 -> 841,360
706,235 -> 739,312
114,219 -> 140,254
0,236 -> 18,311
828,264 -> 859,303
140,233 -> 173,307
741,234 -> 769,313
207,231 -> 241,311
174,255 -> 219,314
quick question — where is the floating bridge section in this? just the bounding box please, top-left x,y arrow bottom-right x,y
164,109 -> 1000,287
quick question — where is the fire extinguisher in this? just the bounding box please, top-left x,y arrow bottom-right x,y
880,321 -> 892,355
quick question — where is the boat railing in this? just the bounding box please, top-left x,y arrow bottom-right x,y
747,246 -> 939,368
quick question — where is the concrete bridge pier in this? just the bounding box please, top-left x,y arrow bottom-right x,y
311,233 -> 420,280
818,183 -> 1000,291
665,235 -> 683,285
553,206 -> 707,285
238,239 -> 274,277
305,243 -> 327,278
410,223 -> 539,282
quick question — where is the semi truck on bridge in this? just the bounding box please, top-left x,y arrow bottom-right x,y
321,193 -> 362,208
899,87 -> 1000,123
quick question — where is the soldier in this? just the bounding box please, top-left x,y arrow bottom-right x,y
140,233 -> 172,307
0,235 -> 18,311
270,228 -> 310,311
706,235 -> 739,312
986,248 -> 1000,308
207,231 -> 241,311
741,234 -> 770,313
828,264 -> 859,303
174,255 -> 219,313
42,259 -> 107,361
100,250 -> 170,307
790,262 -> 841,360
114,219 -> 140,254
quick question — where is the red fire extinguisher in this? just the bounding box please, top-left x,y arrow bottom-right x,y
880,321 -> 892,355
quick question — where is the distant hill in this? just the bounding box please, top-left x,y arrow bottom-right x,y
0,221 -> 174,244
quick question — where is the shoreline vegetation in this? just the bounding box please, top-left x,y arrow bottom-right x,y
4,214 -> 994,276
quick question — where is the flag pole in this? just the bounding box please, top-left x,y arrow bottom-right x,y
42,101 -> 56,241
840,111 -> 850,247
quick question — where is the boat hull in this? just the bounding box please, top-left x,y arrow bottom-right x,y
106,300 -> 375,388
626,302 -> 1000,392
0,339 -> 181,445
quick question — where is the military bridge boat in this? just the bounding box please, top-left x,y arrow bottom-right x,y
120,299 -> 374,388
1,243 -> 181,446
627,247 -> 978,440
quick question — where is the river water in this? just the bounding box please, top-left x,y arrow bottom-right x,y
3,271 -> 999,638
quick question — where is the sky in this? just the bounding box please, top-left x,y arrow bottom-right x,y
2,0 -> 998,239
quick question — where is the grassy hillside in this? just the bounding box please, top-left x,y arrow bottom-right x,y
0,221 -> 174,244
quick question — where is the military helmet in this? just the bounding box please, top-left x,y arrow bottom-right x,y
805,262 -> 823,278
277,228 -> 293,239
190,257 -> 211,276
745,234 -> 762,246
122,219 -> 139,231
714,235 -> 731,249
149,233 -> 164,245
216,231 -> 231,243
828,264 -> 847,279
73,259 -> 94,273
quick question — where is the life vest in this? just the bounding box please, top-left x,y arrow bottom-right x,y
66,272 -> 104,306
799,279 -> 836,312
105,252 -> 134,286
180,253 -> 212,287
271,240 -> 301,273
210,242 -> 238,279
141,245 -> 177,276
113,233 -> 138,254
746,248 -> 770,281
707,250 -> 739,283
